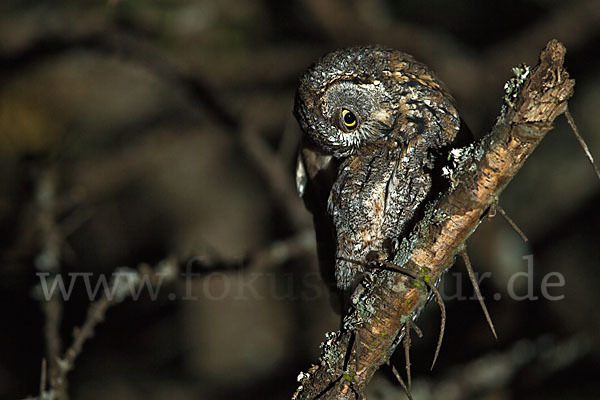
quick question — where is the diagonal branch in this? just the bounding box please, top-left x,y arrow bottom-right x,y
293,39 -> 574,399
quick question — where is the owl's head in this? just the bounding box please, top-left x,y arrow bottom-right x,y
294,47 -> 458,158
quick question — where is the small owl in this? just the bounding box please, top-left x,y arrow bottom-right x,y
294,47 -> 471,309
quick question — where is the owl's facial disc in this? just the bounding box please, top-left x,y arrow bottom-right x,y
293,46 -> 402,158
313,81 -> 393,157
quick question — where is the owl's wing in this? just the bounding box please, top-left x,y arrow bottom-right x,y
296,152 -> 308,198
296,144 -> 343,305
296,144 -> 338,214
383,117 -> 475,238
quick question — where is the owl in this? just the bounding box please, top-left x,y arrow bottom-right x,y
294,47 -> 471,310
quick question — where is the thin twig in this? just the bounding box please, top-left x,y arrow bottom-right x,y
565,108 -> 600,181
33,166 -> 64,392
403,321 -> 412,390
390,363 -> 413,400
459,250 -> 498,340
42,295 -> 62,390
0,25 -> 239,130
39,358 -> 46,396
410,322 -> 423,339
409,333 -> 592,400
185,230 -> 316,273
61,297 -> 112,373
428,285 -> 446,370
50,258 -> 178,398
496,205 -> 529,242
247,230 -> 316,272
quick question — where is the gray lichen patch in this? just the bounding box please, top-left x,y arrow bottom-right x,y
442,142 -> 484,189
392,235 -> 415,267
501,64 -> 531,116
390,277 -> 408,293
411,199 -> 448,239
320,331 -> 345,374
356,292 -> 377,319
399,313 -> 413,325
345,276 -> 380,330
427,198 -> 448,225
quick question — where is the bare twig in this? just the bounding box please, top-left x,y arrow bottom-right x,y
39,358 -> 46,397
390,363 -> 413,400
459,250 -> 497,340
428,284 -> 446,370
565,108 -> 600,181
39,258 -> 179,400
410,322 -> 423,339
371,260 -> 446,370
186,230 -> 316,273
293,39 -> 574,399
42,295 -> 63,391
496,205 -> 529,243
32,165 -> 64,393
60,296 -> 112,376
403,321 -> 412,390
483,0 -> 600,71
0,24 -> 238,131
409,333 -> 592,400
246,230 -> 316,272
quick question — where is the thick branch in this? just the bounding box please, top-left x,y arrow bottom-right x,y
293,39 -> 574,399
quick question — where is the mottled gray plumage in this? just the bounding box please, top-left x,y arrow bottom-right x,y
294,47 -> 468,307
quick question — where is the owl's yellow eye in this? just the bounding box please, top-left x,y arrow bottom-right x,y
341,109 -> 358,130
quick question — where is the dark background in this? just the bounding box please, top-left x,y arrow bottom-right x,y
1,1 -> 599,399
